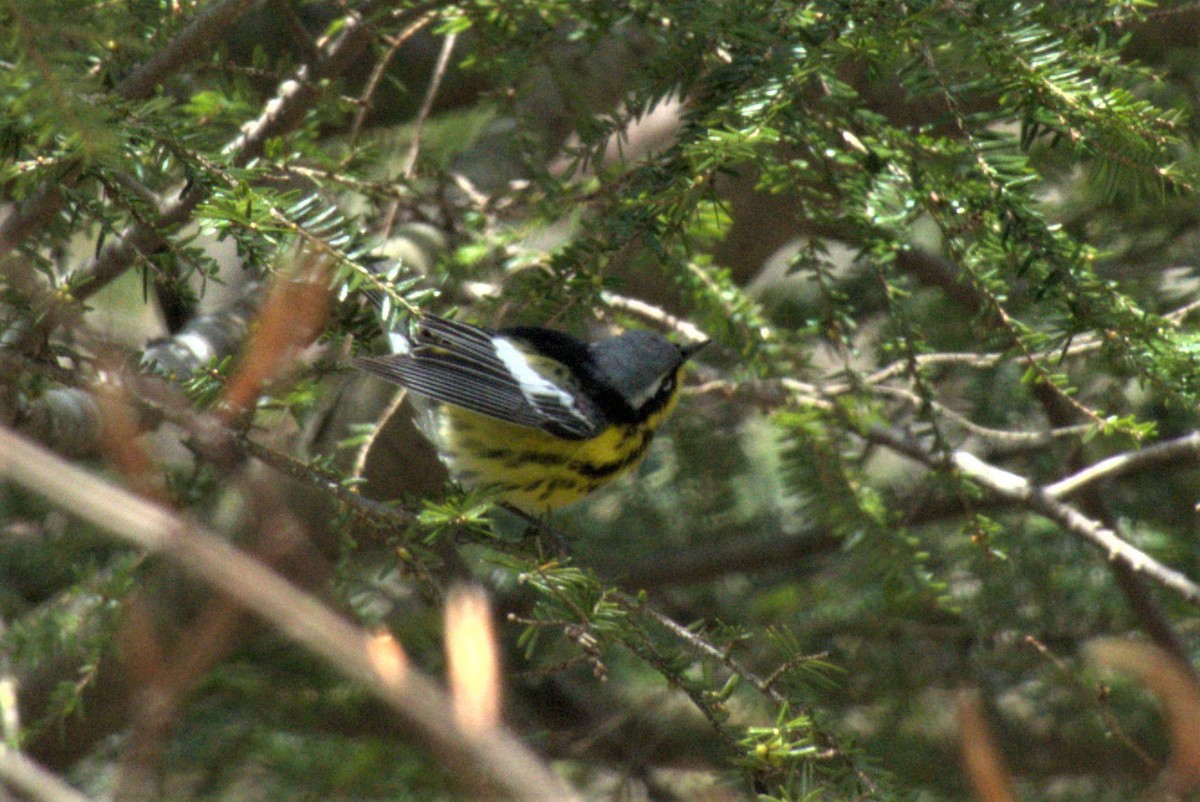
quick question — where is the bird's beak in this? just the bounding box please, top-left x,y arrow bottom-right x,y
679,339 -> 710,361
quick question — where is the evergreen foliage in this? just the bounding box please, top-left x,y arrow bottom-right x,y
4,0 -> 1200,800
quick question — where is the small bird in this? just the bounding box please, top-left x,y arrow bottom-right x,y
354,314 -> 707,511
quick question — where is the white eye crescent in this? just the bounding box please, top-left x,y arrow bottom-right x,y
625,372 -> 677,411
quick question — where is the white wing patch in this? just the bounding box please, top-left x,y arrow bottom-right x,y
492,337 -> 595,431
354,316 -> 608,440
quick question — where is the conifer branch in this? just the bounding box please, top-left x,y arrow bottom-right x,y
0,0 -> 259,257
66,5 -> 379,303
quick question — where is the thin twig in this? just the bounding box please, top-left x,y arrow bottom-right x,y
1044,431 -> 1200,499
402,31 -> 460,180
600,291 -> 710,344
1164,297 -> 1200,325
622,594 -> 785,705
240,436 -> 414,530
1024,635 -> 1157,771
853,297 -> 1200,393
871,384 -> 1091,445
349,13 -> 437,149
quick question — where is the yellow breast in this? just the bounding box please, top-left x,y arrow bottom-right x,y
428,391 -> 680,511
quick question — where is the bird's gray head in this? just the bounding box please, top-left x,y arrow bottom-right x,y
590,330 -> 707,412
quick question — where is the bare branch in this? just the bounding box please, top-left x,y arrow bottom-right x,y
872,384 -> 1090,445
114,0 -> 260,102
401,31 -> 460,179
601,291 -> 711,344
1,276 -> 260,460
0,424 -> 580,802
0,749 -> 91,802
1045,432 -> 1200,499
865,426 -> 1200,607
219,7 -> 378,166
142,282 -> 263,377
854,296 -> 1200,393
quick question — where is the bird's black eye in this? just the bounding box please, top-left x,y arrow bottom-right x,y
660,375 -> 675,394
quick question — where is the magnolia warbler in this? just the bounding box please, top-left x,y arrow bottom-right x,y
354,314 -> 707,511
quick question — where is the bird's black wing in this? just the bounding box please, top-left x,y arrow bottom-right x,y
353,315 -> 605,439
